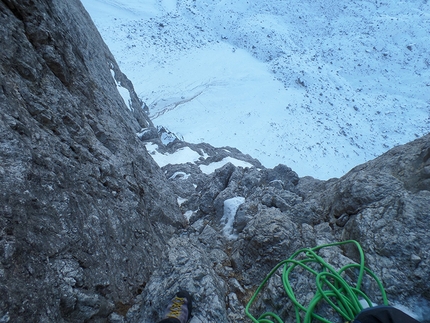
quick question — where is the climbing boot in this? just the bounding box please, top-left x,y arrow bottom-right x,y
158,290 -> 192,323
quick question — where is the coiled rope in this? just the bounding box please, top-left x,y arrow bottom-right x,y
245,240 -> 388,323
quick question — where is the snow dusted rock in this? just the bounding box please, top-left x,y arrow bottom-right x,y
151,140 -> 263,169
82,0 -> 430,179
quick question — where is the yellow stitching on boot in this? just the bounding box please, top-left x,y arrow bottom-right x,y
167,297 -> 185,318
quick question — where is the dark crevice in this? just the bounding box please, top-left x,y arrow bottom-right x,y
2,0 -> 25,22
423,147 -> 430,164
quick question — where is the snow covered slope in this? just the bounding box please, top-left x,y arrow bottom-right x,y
81,0 -> 429,179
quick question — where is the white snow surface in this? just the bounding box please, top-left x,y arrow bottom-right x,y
169,171 -> 191,180
221,197 -> 245,240
110,69 -> 133,111
82,0 -> 430,179
145,143 -> 253,173
199,157 -> 254,174
145,143 -> 201,167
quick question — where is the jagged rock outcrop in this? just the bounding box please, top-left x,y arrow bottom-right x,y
1,0 -> 429,322
135,134 -> 430,323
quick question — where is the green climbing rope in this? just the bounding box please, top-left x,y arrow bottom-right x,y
245,240 -> 388,323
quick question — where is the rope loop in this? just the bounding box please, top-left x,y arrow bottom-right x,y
245,240 -> 388,323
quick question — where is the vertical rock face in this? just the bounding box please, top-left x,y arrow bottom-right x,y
0,0 -> 183,322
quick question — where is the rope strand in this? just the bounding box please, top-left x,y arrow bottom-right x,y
245,240 -> 388,323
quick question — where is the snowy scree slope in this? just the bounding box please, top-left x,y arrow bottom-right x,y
82,0 -> 430,179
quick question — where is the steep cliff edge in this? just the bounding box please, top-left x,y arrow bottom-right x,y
1,1 -> 429,323
0,0 -> 183,321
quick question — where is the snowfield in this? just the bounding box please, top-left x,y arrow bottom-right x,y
81,0 -> 430,179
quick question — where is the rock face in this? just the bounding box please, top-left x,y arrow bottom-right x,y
0,0 -> 183,322
134,134 -> 430,323
1,0 -> 429,323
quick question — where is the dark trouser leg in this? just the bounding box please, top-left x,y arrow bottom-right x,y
354,306 -> 420,323
157,318 -> 181,323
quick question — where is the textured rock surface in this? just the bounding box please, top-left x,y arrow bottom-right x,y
135,134 -> 430,323
1,0 -> 429,322
0,0 -> 182,322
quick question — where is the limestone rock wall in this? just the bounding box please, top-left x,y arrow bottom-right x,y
0,0 -> 182,322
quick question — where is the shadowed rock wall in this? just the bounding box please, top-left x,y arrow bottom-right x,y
0,0 -> 183,321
